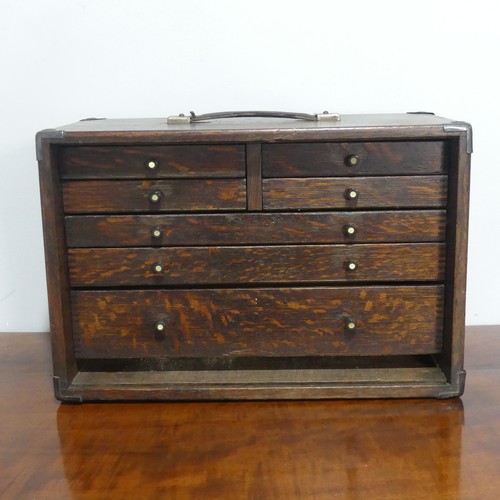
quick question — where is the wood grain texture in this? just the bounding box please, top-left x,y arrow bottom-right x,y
71,286 -> 444,358
68,243 -> 446,286
62,179 -> 247,213
263,141 -> 447,177
3,328 -> 500,499
263,175 -> 448,210
59,144 -> 245,179
65,210 -> 447,247
246,143 -> 263,210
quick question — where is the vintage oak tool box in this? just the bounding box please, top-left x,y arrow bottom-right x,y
36,111 -> 472,402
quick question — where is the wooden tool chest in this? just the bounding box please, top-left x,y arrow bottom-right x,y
36,112 -> 472,402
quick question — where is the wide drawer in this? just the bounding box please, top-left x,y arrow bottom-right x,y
68,243 -> 445,286
263,176 -> 447,210
65,210 -> 446,247
72,286 -> 444,358
59,145 -> 246,179
62,179 -> 246,213
263,141 -> 447,177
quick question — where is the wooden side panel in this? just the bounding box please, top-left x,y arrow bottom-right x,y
262,141 -> 447,177
65,211 -> 447,247
72,286 -> 444,358
59,145 -> 245,179
63,179 -> 247,213
263,176 -> 447,210
68,244 -> 445,286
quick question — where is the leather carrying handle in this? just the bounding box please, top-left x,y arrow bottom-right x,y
167,110 -> 340,124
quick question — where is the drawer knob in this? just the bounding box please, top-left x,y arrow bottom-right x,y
345,318 -> 357,331
153,262 -> 164,274
147,160 -> 158,170
152,226 -> 163,239
149,190 -> 163,203
155,320 -> 167,336
345,154 -> 360,167
343,224 -> 357,237
345,188 -> 359,200
345,260 -> 358,271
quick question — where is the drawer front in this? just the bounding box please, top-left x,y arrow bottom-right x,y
72,286 -> 444,358
68,243 -> 445,286
59,145 -> 245,179
65,210 -> 446,247
262,141 -> 447,177
263,176 -> 447,210
63,179 -> 247,213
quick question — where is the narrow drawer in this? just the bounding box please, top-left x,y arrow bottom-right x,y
262,141 -> 447,177
65,210 -> 446,247
68,243 -> 445,286
62,179 -> 246,213
72,286 -> 444,358
263,176 -> 447,210
59,145 -> 245,179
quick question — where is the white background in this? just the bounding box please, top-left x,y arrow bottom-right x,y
0,0 -> 498,331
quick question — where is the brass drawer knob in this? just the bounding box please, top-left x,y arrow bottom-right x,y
152,226 -> 163,239
147,160 -> 158,170
155,320 -> 167,337
345,260 -> 358,271
345,154 -> 360,167
345,318 -> 357,331
343,224 -> 357,237
149,190 -> 162,203
345,188 -> 359,200
152,262 -> 164,274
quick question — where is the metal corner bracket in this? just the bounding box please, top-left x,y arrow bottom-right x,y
443,122 -> 473,154
53,376 -> 83,404
36,129 -> 65,162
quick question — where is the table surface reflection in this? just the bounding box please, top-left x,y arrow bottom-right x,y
1,326 -> 499,499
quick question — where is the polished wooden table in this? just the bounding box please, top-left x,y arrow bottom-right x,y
1,326 -> 499,499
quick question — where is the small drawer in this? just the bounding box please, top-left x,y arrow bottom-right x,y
72,286 -> 444,359
263,176 -> 447,210
59,145 -> 246,179
262,141 -> 447,177
65,210 -> 446,247
62,179 -> 246,213
68,243 -> 445,287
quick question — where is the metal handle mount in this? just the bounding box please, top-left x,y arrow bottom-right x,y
167,110 -> 340,124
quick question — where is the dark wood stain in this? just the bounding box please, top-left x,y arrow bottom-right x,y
68,243 -> 446,286
263,176 -> 447,210
263,141 -> 447,177
65,210 -> 446,247
59,144 -> 245,179
62,179 -> 247,213
71,286 -> 444,358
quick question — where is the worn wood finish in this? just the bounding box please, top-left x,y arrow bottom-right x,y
263,141 -> 447,177
59,144 -> 245,179
4,329 -> 500,499
246,143 -> 263,210
65,210 -> 446,247
69,243 -> 445,286
62,179 -> 247,213
37,114 -> 471,401
72,286 -> 444,359
263,175 -> 447,210
37,140 -> 78,388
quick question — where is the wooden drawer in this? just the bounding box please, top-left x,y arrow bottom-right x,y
263,176 -> 447,210
65,210 -> 446,247
263,141 -> 447,177
62,179 -> 247,213
59,145 -> 245,179
72,286 -> 444,358
68,243 -> 445,286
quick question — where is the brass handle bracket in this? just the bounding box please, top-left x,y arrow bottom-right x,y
167,110 -> 341,124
